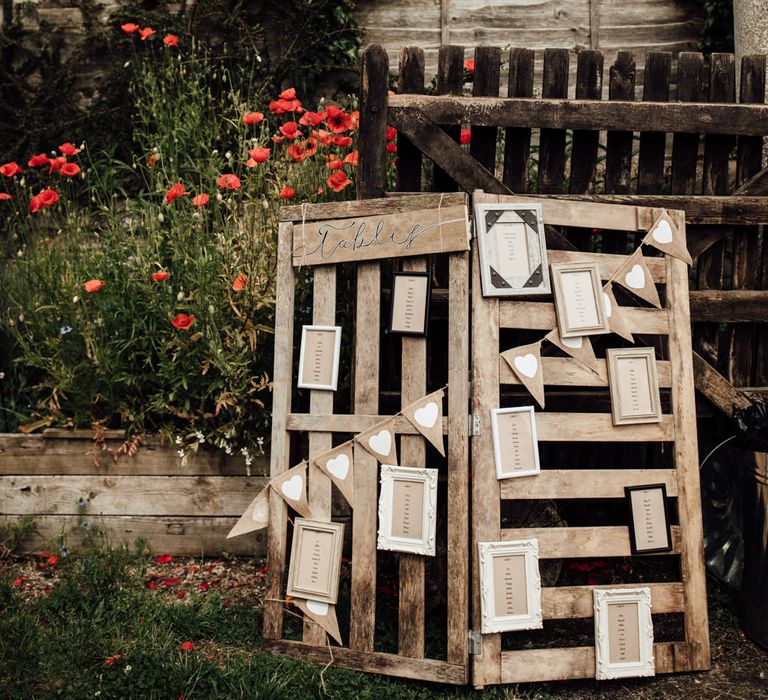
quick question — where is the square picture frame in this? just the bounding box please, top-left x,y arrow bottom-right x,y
491,407 -> 541,480
474,202 -> 551,297
550,261 -> 610,338
625,483 -> 673,555
478,539 -> 543,633
388,271 -> 431,336
606,347 -> 662,425
297,325 -> 342,391
286,518 -> 344,604
377,465 -> 438,556
593,587 -> 655,680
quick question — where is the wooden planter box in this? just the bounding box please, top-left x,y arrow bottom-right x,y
0,431 -> 269,556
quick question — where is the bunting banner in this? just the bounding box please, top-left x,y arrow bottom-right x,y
500,340 -> 545,408
270,461 -> 314,518
312,443 -> 355,508
544,328 -> 602,376
613,248 -> 662,308
226,484 -> 270,538
292,598 -> 342,644
602,283 -> 634,343
356,421 -> 399,464
643,209 -> 692,265
401,388 -> 446,456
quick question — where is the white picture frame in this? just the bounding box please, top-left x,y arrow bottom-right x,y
297,325 -> 342,391
474,203 -> 551,297
491,407 -> 541,479
478,539 -> 543,633
377,465 -> 437,556
593,587 -> 655,680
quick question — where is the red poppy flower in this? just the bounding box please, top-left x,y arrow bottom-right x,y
271,135 -> 285,143
84,279 -> 105,293
152,271 -> 170,282
331,135 -> 353,148
386,126 -> 397,142
279,186 -> 295,200
103,654 -> 122,667
0,193 -> 12,201
0,162 -> 22,177
279,121 -> 301,140
460,128 -> 471,145
165,182 -> 189,204
242,111 -> 264,126
327,171 -> 352,193
147,153 -> 158,168
121,22 -> 139,34
343,151 -> 358,166
171,313 -> 195,330
28,153 -> 50,168
268,100 -> 284,114
276,98 -> 303,113
197,582 -> 209,590
286,142 -> 307,162
59,142 -> 82,156
163,34 -> 178,47
48,156 -> 67,174
232,273 -> 247,291
464,58 -> 475,73
47,554 -> 58,566
192,193 -> 209,207
60,162 -> 81,177
350,111 -> 360,128
279,87 -> 297,100
163,577 -> 181,586
327,154 -> 343,170
180,641 -> 194,651
386,142 -> 397,154
146,581 -> 158,590
138,27 -> 155,40
12,576 -> 27,587
30,188 -> 59,212
247,147 -> 270,163
217,174 -> 241,190
299,111 -> 326,127
326,105 -> 352,133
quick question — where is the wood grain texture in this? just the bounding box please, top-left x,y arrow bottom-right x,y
433,45 -> 465,192
396,47 -> 425,193
689,290 -> 768,322
603,51 -> 636,196
692,351 -> 752,416
637,51 -> 671,196
358,44 -> 390,200
670,52 -> 704,195
502,48 -> 535,192
569,50 -> 604,205
469,46 -> 502,173
534,413 -> 674,441
500,357 -> 672,388
499,469 -> 679,499
537,49 -> 570,194
542,582 -> 684,619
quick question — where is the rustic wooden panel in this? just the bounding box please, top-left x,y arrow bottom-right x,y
500,357 -> 672,387
433,45 -> 465,193
500,469 -> 679,499
502,48 -> 535,192
396,47 -> 426,193
498,303 -> 669,334
543,582 -> 684,619
469,46 -> 501,173
537,49 -> 570,194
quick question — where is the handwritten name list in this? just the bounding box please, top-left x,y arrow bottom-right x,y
295,530 -> 334,595
493,554 -> 528,617
607,602 -> 641,664
617,357 -> 653,417
561,270 -> 599,329
497,412 -> 536,475
630,488 -> 669,551
392,480 -> 424,540
494,221 -> 531,280
301,329 -> 335,387
391,275 -> 428,333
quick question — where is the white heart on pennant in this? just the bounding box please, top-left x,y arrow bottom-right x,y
652,218 -> 673,244
368,429 -> 392,457
326,454 -> 350,481
251,498 -> 269,522
624,264 -> 645,290
280,474 -> 303,502
603,292 -> 613,318
306,600 -> 329,616
561,335 -> 583,349
513,353 -> 538,378
414,402 -> 439,429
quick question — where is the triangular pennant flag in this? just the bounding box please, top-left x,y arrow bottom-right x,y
356,420 -> 398,464
544,328 -> 602,376
402,389 -> 445,457
602,283 -> 634,342
614,248 -> 661,308
643,209 -> 692,265
270,461 -> 314,517
292,598 -> 342,645
227,484 -> 270,539
500,341 -> 545,408
312,443 -> 355,508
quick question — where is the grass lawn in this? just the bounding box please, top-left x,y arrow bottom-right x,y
1,534 -> 766,699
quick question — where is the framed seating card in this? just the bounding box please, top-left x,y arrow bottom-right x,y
297,325 -> 342,391
474,203 -> 550,297
286,518 -> 344,604
550,261 -> 610,338
593,587 -> 655,680
490,407 -> 540,479
478,539 -> 543,633
377,465 -> 438,556
606,347 -> 662,425
388,271 -> 431,336
625,484 -> 673,555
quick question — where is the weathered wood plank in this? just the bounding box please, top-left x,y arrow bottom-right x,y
499,357 -> 672,387
395,47 -> 425,193
693,351 -> 753,416
502,48 -> 535,192
286,413 -> 440,434
534,413 -> 674,442
537,49 -> 570,194
569,50 -> 604,203
469,46 -> 501,173
500,469 -> 679,499
543,582 -> 684,619
637,51 -> 671,197
358,44 -> 390,200
670,52 -> 704,195
432,45 -> 465,192
689,290 -> 768,322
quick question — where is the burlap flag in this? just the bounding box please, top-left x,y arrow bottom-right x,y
312,443 -> 355,508
270,461 -> 314,517
614,247 -> 662,308
227,484 -> 270,539
401,388 -> 445,456
356,421 -> 398,464
602,282 -> 634,342
643,209 -> 692,265
500,340 -> 545,408
543,328 -> 602,376
292,598 -> 342,645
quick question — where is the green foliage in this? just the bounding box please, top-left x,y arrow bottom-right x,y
0,515 -> 36,555
698,0 -> 734,54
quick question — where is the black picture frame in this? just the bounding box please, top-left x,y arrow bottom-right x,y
625,483 -> 673,555
388,271 -> 431,337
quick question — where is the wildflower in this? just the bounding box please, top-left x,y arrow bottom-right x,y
279,87 -> 296,100
162,577 -> 181,586
60,162 -> 81,177
121,22 -> 139,33
147,153 -> 158,168
165,182 -> 189,204
278,186 -> 295,200
155,554 -> 173,564
299,111 -> 326,127
0,193 -> 12,200
343,150 -> 359,166
192,193 -> 209,207
48,156 -> 67,174
331,135 -> 353,148
327,171 -> 352,193
152,271 -> 170,282
84,279 -> 105,293
47,554 -> 58,566
103,654 -> 122,667
180,641 -> 194,651
286,142 -> 307,162
59,325 -> 73,335
59,142 -> 82,156
386,126 -> 397,142
232,273 -> 247,291
176,592 -> 186,599
279,121 -> 301,140
163,34 -> 179,47
30,188 -> 59,212
242,111 -> 264,125
326,105 -> 352,133
464,58 -> 475,73
124,665 -> 132,674
72,296 -> 79,303
138,27 -> 155,40
217,174 -> 241,190
460,128 -> 471,145
350,111 -> 360,127
327,154 -> 343,170
171,313 -> 195,330
0,162 -> 22,177
313,129 -> 333,146
247,147 -> 270,165
28,153 -> 50,168
12,576 -> 27,587
146,580 -> 158,590
386,142 -> 397,154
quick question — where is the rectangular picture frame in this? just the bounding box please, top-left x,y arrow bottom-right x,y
286,518 -> 345,604
550,261 -> 610,338
377,465 -> 438,556
625,483 -> 673,555
478,539 -> 543,633
474,202 -> 551,297
388,270 -> 431,337
593,587 -> 655,680
491,407 -> 541,480
606,347 -> 662,425
297,324 -> 342,391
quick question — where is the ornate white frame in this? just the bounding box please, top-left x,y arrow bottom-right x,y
593,587 -> 655,680
297,324 -> 342,391
478,539 -> 543,633
490,406 -> 541,480
377,465 -> 437,556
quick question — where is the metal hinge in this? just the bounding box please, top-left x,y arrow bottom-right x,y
469,414 -> 481,436
468,630 -> 483,656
